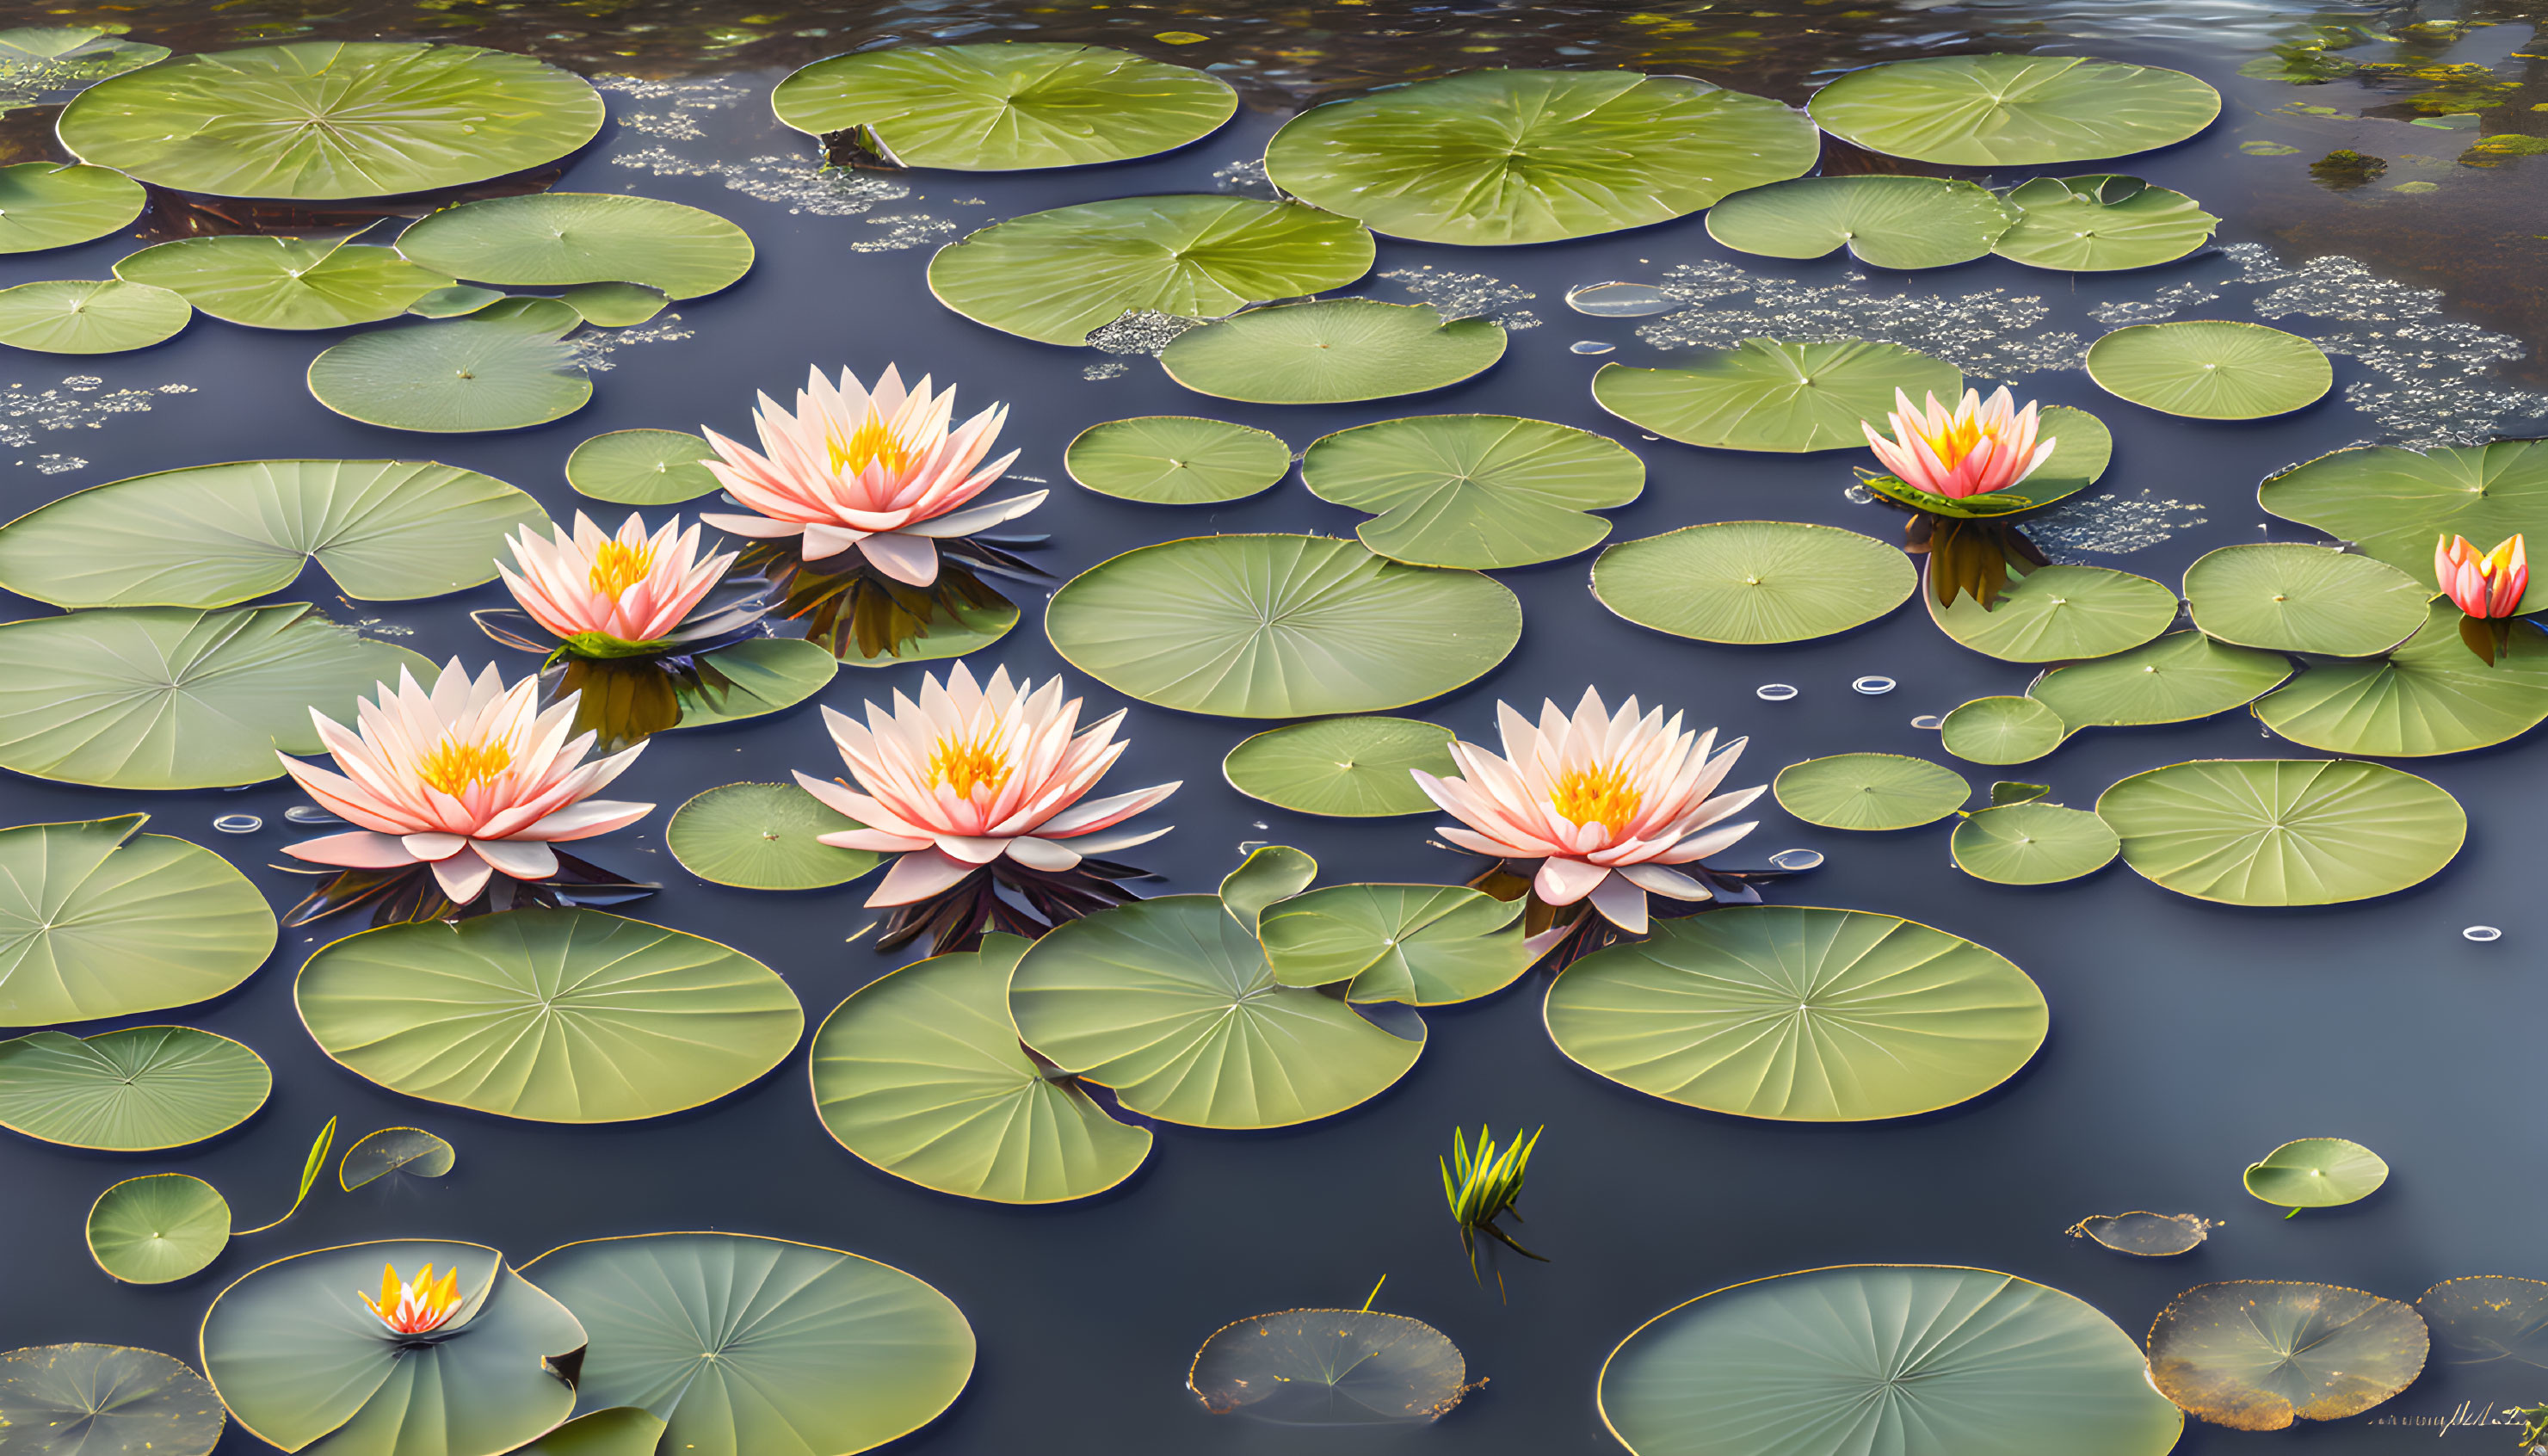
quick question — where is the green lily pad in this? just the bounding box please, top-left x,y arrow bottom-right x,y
1549,906 -> 2045,1120
928,195 -> 1373,346
1591,341 -> 1962,453
409,284 -> 504,318
1940,695 -> 2069,764
559,282 -> 666,326
1065,416 -> 1290,505
2255,603 -> 2548,756
1929,564 -> 2179,663
0,603 -> 434,790
1706,176 -> 2014,269
295,908 -> 804,1123
0,815 -> 277,1027
1952,803 -> 2120,885
1592,521 -> 1918,645
1774,753 -> 1969,830
1261,885 -> 1529,1005
1602,1266 -> 2182,1455
2183,543 -> 2428,656
397,193 -> 753,300
665,781 -> 880,891
670,637 -> 838,730
2067,1211 -> 2214,1255
2145,1281 -> 2427,1430
0,1343 -> 225,1456
86,1174 -> 229,1284
811,935 -> 1151,1203
565,429 -> 721,504
2086,320 -> 2332,419
0,1027 -> 268,1150
2244,1136 -> 2388,1210
1189,1309 -> 1471,1423
1264,67 -> 1817,246
338,1126 -> 455,1189
0,279 -> 188,353
1046,534 -> 1520,718
2096,758 -> 2465,905
113,237 -> 455,330
1218,845 -> 1317,932
2029,631 -> 2294,728
523,1231 -> 972,1456
772,42 -> 1235,170
1222,717 -> 1457,817
1992,176 -> 2220,270
60,42 -> 604,200
1009,895 -> 1424,1129
200,1239 -> 584,1456
0,27 -> 168,83
307,318 -> 591,432
0,458 -> 546,609
836,597 -> 1017,669
1160,299 -> 1505,404
1808,53 -> 2221,165
0,163 -> 145,254
2418,1277 -> 2548,1368
2258,440 -> 2548,613
1302,414 -> 1643,569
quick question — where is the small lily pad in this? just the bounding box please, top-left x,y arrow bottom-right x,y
1952,802 -> 2120,885
0,1342 -> 225,1456
396,193 -> 753,300
2086,321 -> 2332,419
114,237 -> 455,330
2182,543 -> 2428,656
1189,1309 -> 1471,1423
772,42 -> 1236,170
0,1027 -> 269,1151
2146,1280 -> 2427,1430
1928,564 -> 2178,663
2029,631 -> 2294,729
1775,752 -> 1969,830
1260,885 -> 1529,1005
1705,176 -> 2014,269
558,282 -> 667,326
86,1174 -> 229,1284
2244,1136 -> 2388,1211
1303,414 -> 1643,569
2067,1212 -> 2213,1255
0,279 -> 188,353
564,429 -> 721,504
665,781 -> 881,890
2097,758 -> 2465,905
409,284 -> 503,318
1593,521 -> 1918,645
307,318 -> 591,433
1592,341 -> 1962,453
1808,54 -> 2221,165
1064,416 -> 1290,504
1160,299 -> 1505,404
465,296 -> 583,336
1222,716 -> 1457,817
2255,602 -> 2548,756
1940,695 -> 2068,764
0,163 -> 145,254
2418,1276 -> 2548,1367
1992,176 -> 2219,270
338,1126 -> 455,1189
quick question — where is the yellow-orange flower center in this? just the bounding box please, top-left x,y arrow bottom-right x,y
416,733 -> 515,797
829,410 -> 916,478
587,540 -> 657,602
362,1262 -> 462,1336
928,731 -> 1013,800
1917,413 -> 1989,470
1550,760 -> 1643,830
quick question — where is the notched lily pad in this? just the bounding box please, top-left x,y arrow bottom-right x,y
307,318 -> 591,433
2146,1280 -> 2428,1430
397,193 -> 753,301
2097,758 -> 2465,906
1951,801 -> 2119,885
2086,320 -> 2331,419
0,278 -> 188,353
1260,884 -> 1529,1005
1928,563 -> 2177,663
0,162 -> 146,255
1940,694 -> 2067,764
1222,716 -> 1458,817
0,814 -> 279,1026
1593,521 -> 1917,645
773,42 -> 1237,170
1592,340 -> 1961,453
1774,752 -> 1969,830
2258,440 -> 2548,612
2255,602 -> 2548,756
1706,176 -> 2014,269
2066,1211 -> 2215,1255
564,429 -> 721,505
338,1126 -> 455,1189
114,237 -> 455,330
2243,1136 -> 2388,1211
1808,53 -> 2220,165
0,1027 -> 269,1151
86,1173 -> 229,1284
1160,299 -> 1505,404
2181,543 -> 2428,657
1993,175 -> 2219,271
1189,1309 -> 1473,1423
2028,631 -> 2293,730
1066,416 -> 1291,504
1303,414 -> 1642,570
665,781 -> 879,891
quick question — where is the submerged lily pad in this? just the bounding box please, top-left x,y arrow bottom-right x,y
2145,1281 -> 2427,1430
1266,68 -> 1817,247
0,163 -> 145,254
564,429 -> 721,504
307,318 -> 591,432
1065,416 -> 1290,505
397,193 -> 753,300
1706,176 -> 2014,269
772,42 -> 1236,170
59,42 -> 605,199
2244,1136 -> 2388,1210
1303,414 -> 1643,569
1189,1309 -> 1471,1423
1592,341 -> 1962,453
2257,602 -> 2548,756
2067,1212 -> 2214,1255
2258,440 -> 2548,612
1774,753 -> 1969,830
338,1126 -> 455,1189
0,1027 -> 268,1150
0,815 -> 276,1028
1940,695 -> 2069,764
86,1174 -> 229,1284
1223,717 -> 1458,817
1046,534 -> 1521,718
1593,521 -> 1917,645
2086,321 -> 2332,419
1952,802 -> 2120,885
812,935 -> 1150,1203
296,909 -> 804,1123
114,237 -> 454,330
1929,564 -> 2178,663
2096,758 -> 2465,905
1547,907 -> 2045,1120
1992,176 -> 2219,270
2182,543 -> 2428,656
665,781 -> 879,890
1160,299 -> 1505,404
1261,885 -> 1529,1005
1808,54 -> 2220,165
2029,631 -> 2294,728
0,279 -> 188,353
2419,1276 -> 2548,1367
928,196 -> 1373,346
0,1343 -> 225,1456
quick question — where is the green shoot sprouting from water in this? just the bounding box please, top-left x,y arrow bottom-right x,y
2513,1401 -> 2548,1452
1441,1125 -> 1547,1287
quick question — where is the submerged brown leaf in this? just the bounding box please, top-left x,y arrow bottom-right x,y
2147,1280 -> 2428,1430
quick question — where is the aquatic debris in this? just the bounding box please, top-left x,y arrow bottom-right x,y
2067,1212 -> 2216,1255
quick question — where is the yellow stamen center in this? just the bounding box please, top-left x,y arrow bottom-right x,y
587,540 -> 657,602
416,734 -> 514,796
928,731 -> 1013,800
1550,760 -> 1643,830
1918,412 -> 1988,469
829,409 -> 915,478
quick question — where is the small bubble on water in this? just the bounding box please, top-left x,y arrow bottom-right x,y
1755,683 -> 1798,702
1843,484 -> 1876,504
1569,340 -> 1615,355
283,805 -> 342,825
1769,848 -> 1824,872
1237,840 -> 1268,854
2465,925 -> 2503,942
1852,676 -> 1896,695
1564,281 -> 1679,318
212,814 -> 263,834
1911,714 -> 1945,730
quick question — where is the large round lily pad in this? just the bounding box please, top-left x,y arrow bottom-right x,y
928,195 -> 1373,346
1952,802 -> 2120,885
1591,342 -> 1962,453
1547,907 -> 2046,1120
1189,1309 -> 1471,1423
2096,758 -> 2465,905
1222,716 -> 1457,817
86,1174 -> 229,1284
0,279 -> 188,353
296,909 -> 804,1123
0,603 -> 433,790
2255,602 -> 2548,756
1159,299 -> 1505,404
1706,176 -> 2014,269
1807,53 -> 2220,165
2419,1277 -> 2548,1368
1603,1265 -> 2181,1456
1302,414 -> 1643,570
2259,440 -> 2548,612
564,429 -> 721,505
0,162 -> 146,254
1774,753 -> 1969,830
1046,534 -> 1521,718
1009,895 -> 1423,1128
2146,1281 -> 2427,1430
0,815 -> 277,1027
2183,543 -> 2428,656
1593,521 -> 1916,645
1268,68 -> 1817,247
0,1343 -> 225,1456
1992,176 -> 2219,271
1261,885 -> 1529,1005
2244,1136 -> 2388,1210
665,781 -> 879,891
307,318 -> 591,433
772,42 -> 1235,170
811,935 -> 1150,1203
1929,564 -> 2178,663
2029,631 -> 2294,729
1064,416 -> 1291,504
1940,694 -> 2069,764
397,193 -> 753,301
2086,321 -> 2332,419
114,238 -> 454,329
0,1027 -> 268,1150
58,42 -> 605,200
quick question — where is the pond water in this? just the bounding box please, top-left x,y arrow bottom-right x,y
4,1 -> 2548,1453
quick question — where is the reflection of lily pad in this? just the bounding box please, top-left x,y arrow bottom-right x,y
0,163 -> 146,254
1775,753 -> 1969,830
2086,321 -> 2332,419
2030,631 -> 2293,728
1592,341 -> 1962,453
0,27 -> 168,83
2244,1136 -> 2388,1210
1929,564 -> 2177,663
1304,414 -> 1643,569
0,1343 -> 225,1456
1952,803 -> 2120,885
835,596 -> 1018,669
0,1027 -> 268,1150
2256,608 -> 2548,753
2067,1212 -> 2213,1255
307,319 -> 591,433
2418,1277 -> 2548,1367
1222,716 -> 1457,817
1189,1309 -> 1471,1423
2182,543 -> 2428,656
338,1126 -> 455,1189
1706,176 -> 2014,269
670,637 -> 839,729
1065,416 -> 1291,504
772,42 -> 1236,170
1808,54 -> 2220,165
564,429 -> 721,504
1547,908 -> 2046,1120
0,815 -> 277,1027
2096,758 -> 2465,905
1262,885 -> 1529,1005
1594,521 -> 1917,645
2145,1280 -> 2427,1430
0,279 -> 188,353
397,193 -> 753,300
811,935 -> 1151,1203
114,238 -> 454,330
1993,176 -> 2219,270
1940,695 -> 2068,764
1160,299 -> 1505,404
86,1174 -> 229,1284
665,781 -> 879,891
2259,440 -> 2548,614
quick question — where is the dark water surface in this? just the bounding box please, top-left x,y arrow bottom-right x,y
4,2 -> 2548,1453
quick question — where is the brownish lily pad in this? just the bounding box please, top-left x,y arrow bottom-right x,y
2417,1276 -> 2548,1368
2065,1212 -> 2214,1256
2145,1280 -> 2428,1430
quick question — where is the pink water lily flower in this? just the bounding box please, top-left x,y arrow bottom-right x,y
498,511 -> 736,645
2438,533 -> 2527,619
700,364 -> 1044,586
1862,386 -> 2058,500
794,663 -> 1178,905
1413,688 -> 1763,935
278,660 -> 652,904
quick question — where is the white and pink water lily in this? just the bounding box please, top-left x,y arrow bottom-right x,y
1861,386 -> 2058,500
498,510 -> 736,645
1413,688 -> 1763,935
793,663 -> 1177,906
278,660 -> 652,904
700,364 -> 1043,587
